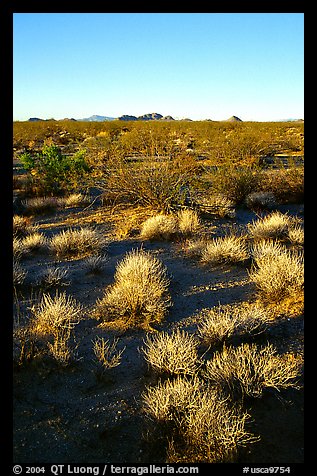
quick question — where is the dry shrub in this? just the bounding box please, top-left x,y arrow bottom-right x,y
197,302 -> 272,346
143,376 -> 257,463
21,232 -> 47,253
31,291 -> 84,365
39,266 -> 70,288
204,343 -> 302,400
260,168 -> 304,204
287,224 -> 304,247
92,336 -> 125,372
13,215 -> 38,238
209,166 -> 261,205
140,209 -> 200,241
140,214 -> 179,241
198,193 -> 235,218
13,259 -> 27,286
201,235 -> 249,267
22,196 -> 60,214
249,247 -> 304,302
177,209 -> 201,236
95,249 -> 171,329
47,329 -> 75,365
61,193 -> 90,208
142,329 -> 199,376
143,375 -> 202,424
50,227 -> 106,258
84,254 -> 108,274
247,211 -> 300,242
31,291 -> 84,338
104,156 -> 197,212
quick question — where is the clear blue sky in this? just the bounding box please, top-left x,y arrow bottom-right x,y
13,13 -> 304,121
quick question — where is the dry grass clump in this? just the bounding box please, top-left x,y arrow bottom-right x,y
21,232 -> 47,253
247,211 -> 300,242
140,209 -> 200,241
39,266 -> 70,288
31,291 -> 84,365
50,227 -> 106,258
198,193 -> 235,218
13,259 -> 27,286
31,291 -> 84,337
249,247 -> 304,302
143,375 -> 257,463
184,237 -> 209,258
287,224 -> 304,247
201,235 -> 249,267
22,196 -> 60,214
141,329 -> 199,376
95,249 -> 171,329
197,302 -> 272,346
204,343 -> 302,400
13,232 -> 48,259
250,239 -> 287,262
84,253 -> 109,274
140,214 -> 179,241
13,215 -> 38,238
177,209 -> 201,236
61,193 -> 90,208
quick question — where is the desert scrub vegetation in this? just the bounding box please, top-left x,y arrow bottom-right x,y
141,329 -> 199,376
247,211 -> 302,242
22,196 -> 60,215
249,245 -> 304,302
103,156 -> 197,212
139,209 -> 200,241
204,343 -> 302,401
244,191 -> 277,211
38,265 -> 70,288
208,166 -> 262,205
142,375 -> 257,463
31,291 -> 84,337
95,249 -> 171,329
13,259 -> 27,286
92,336 -> 125,375
201,234 -> 249,267
13,215 -> 38,238
18,232 -> 48,255
197,302 -> 272,346
259,168 -> 304,204
19,144 -> 91,195
84,253 -> 109,274
30,291 -> 84,364
50,227 -> 107,259
196,193 -> 235,218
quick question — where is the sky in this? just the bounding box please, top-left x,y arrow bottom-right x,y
13,13 -> 304,122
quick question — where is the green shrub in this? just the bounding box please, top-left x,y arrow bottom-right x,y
19,144 -> 91,195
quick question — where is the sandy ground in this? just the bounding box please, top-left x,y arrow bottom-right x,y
13,200 -> 304,464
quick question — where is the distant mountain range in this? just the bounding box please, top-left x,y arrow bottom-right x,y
27,114 -> 304,123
